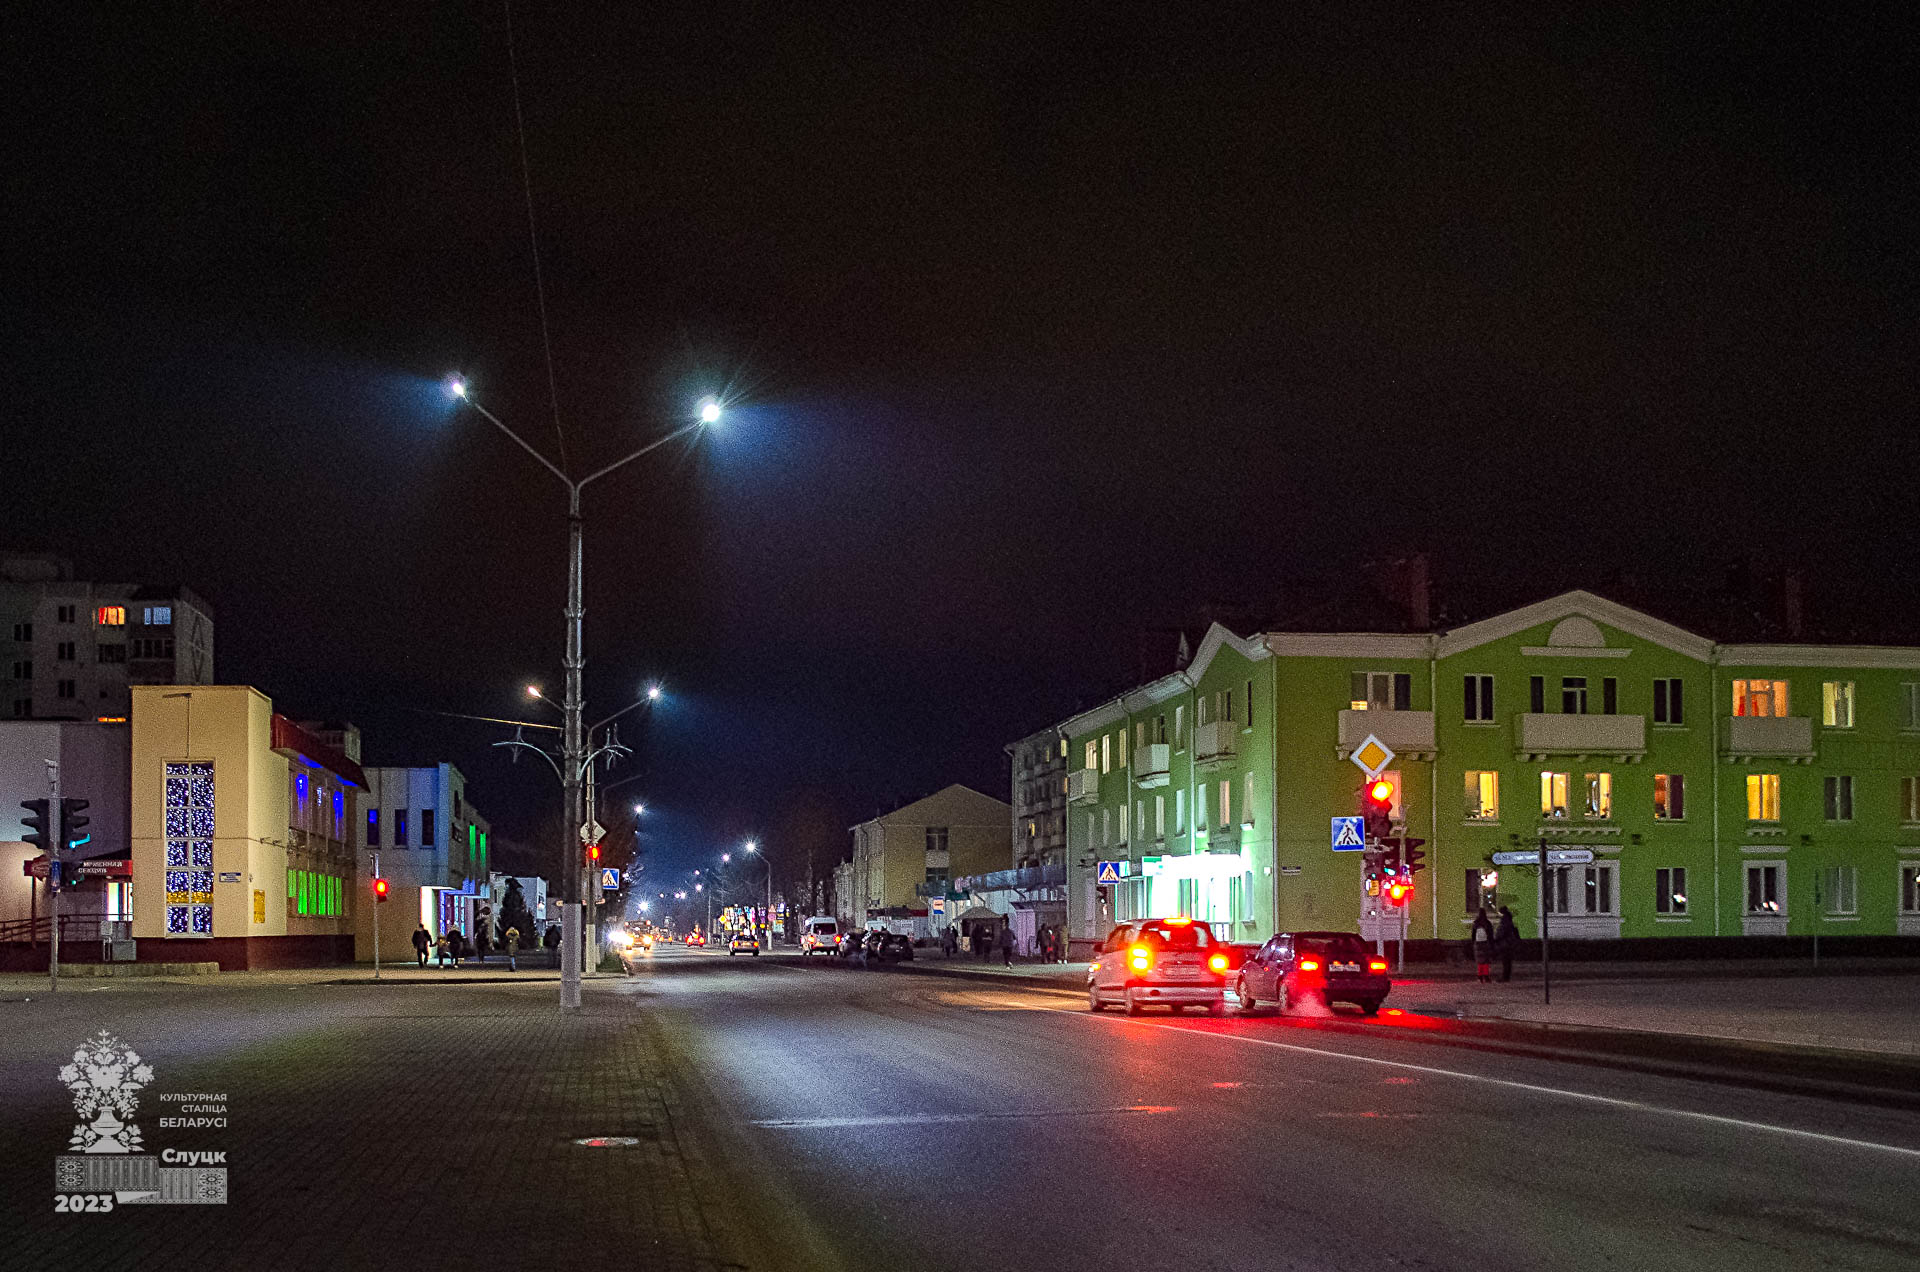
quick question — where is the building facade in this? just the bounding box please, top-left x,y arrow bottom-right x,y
128,685 -> 362,968
1056,592 -> 1920,956
355,764 -> 491,961
0,721 -> 131,945
846,785 -> 1011,935
3,555 -> 214,722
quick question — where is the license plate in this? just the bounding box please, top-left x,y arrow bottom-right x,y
1165,966 -> 1201,980
1332,962 -> 1360,973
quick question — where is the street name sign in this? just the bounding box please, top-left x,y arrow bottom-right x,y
1330,816 -> 1365,851
1349,735 -> 1395,777
1490,849 -> 1597,866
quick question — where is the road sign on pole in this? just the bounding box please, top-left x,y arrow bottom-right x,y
1330,816 -> 1365,851
599,867 -> 621,890
1349,735 -> 1395,777
579,820 -> 606,845
1096,860 -> 1129,882
1490,848 -> 1594,866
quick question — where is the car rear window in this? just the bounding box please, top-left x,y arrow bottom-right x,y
1297,935 -> 1371,958
1139,921 -> 1216,949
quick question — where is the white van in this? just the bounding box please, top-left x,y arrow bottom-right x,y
800,917 -> 839,955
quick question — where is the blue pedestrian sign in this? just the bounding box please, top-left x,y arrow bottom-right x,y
1331,816 -> 1365,852
599,867 -> 621,889
1096,860 -> 1129,883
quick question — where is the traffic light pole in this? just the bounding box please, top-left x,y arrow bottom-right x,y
47,761 -> 60,994
1538,837 -> 1552,1005
372,847 -> 382,981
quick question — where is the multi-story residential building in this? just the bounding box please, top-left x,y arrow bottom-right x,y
2,554 -> 214,721
990,726 -> 1069,949
846,785 -> 1011,936
128,684 -> 362,968
354,763 -> 492,961
1057,591 -> 1920,957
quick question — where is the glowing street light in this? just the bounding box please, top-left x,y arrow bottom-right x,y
697,396 -> 722,425
647,684 -> 662,701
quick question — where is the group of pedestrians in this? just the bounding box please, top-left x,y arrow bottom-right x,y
407,918 -> 527,970
1469,905 -> 1521,983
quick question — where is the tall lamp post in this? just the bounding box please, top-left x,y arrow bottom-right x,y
743,840 -> 773,945
451,377 -> 719,1010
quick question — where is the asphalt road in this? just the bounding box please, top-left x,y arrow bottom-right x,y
2,945 -> 1917,1271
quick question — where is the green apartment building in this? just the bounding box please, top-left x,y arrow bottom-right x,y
1055,591 -> 1920,956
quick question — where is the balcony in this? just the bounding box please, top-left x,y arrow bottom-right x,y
1723,715 -> 1815,763
1514,713 -> 1646,762
1193,722 -> 1236,766
1335,709 -> 1436,761
1067,768 -> 1100,803
955,863 -> 1066,894
1133,743 -> 1171,787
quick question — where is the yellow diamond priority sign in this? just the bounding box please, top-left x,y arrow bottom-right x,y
1351,734 -> 1395,777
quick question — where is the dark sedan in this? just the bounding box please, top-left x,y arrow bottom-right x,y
1236,931 -> 1391,1015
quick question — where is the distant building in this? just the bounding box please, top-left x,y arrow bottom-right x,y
128,685 -> 362,968
0,721 -> 131,940
846,785 -> 1011,936
1,554 -> 214,722
354,763 -> 491,960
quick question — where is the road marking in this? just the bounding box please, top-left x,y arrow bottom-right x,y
1052,1009 -> 1920,1160
751,1105 -> 1177,1130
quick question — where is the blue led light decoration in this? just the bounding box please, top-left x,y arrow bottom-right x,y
163,761 -> 214,936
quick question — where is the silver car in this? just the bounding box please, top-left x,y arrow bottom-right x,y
1087,917 -> 1230,1016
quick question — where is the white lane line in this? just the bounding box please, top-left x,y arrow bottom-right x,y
752,1104 -> 1177,1130
1050,1009 -> 1920,1160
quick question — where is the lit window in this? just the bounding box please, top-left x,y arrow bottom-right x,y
1746,773 -> 1782,822
95,606 -> 125,626
1656,867 -> 1687,915
1540,772 -> 1569,819
144,605 -> 172,626
1732,679 -> 1789,718
1654,774 -> 1685,820
1584,772 -> 1613,819
1100,735 -> 1110,774
1821,681 -> 1855,728
1084,740 -> 1097,771
1464,771 -> 1499,821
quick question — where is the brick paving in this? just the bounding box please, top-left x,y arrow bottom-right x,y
0,978 -> 749,1272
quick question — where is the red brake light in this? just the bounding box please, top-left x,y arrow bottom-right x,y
1298,957 -> 1320,972
1208,952 -> 1229,973
1368,959 -> 1388,972
1164,916 -> 1192,925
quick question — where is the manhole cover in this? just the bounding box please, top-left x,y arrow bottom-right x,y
573,1136 -> 644,1148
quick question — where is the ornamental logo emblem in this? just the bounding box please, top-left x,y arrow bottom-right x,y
60,1030 -> 154,1154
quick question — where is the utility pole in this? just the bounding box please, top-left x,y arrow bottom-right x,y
372,846 -> 382,980
47,760 -> 61,994
1538,837 -> 1552,1006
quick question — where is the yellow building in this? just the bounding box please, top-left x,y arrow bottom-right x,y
846,784 -> 1011,935
130,685 -> 362,967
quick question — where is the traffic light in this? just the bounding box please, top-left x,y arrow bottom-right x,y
1361,778 -> 1395,841
1401,838 -> 1426,876
373,877 -> 390,903
20,799 -> 52,853
1386,879 -> 1413,907
60,797 -> 91,851
587,843 -> 601,863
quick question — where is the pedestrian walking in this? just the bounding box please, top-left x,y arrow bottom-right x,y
1470,908 -> 1495,983
411,924 -> 432,968
942,925 -> 958,959
998,921 -> 1014,968
434,931 -> 450,968
474,911 -> 492,965
1495,906 -> 1520,983
504,925 -> 521,971
449,928 -> 466,968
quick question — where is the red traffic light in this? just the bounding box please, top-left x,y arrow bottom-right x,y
1387,881 -> 1412,905
588,844 -> 601,862
373,877 -> 390,902
1367,779 -> 1394,804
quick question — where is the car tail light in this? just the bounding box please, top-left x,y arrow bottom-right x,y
1368,959 -> 1388,972
1165,916 -> 1192,925
1298,957 -> 1320,972
1208,952 -> 1229,973
1129,945 -> 1153,973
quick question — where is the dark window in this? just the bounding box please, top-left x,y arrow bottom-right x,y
98,644 -> 126,665
1653,678 -> 1684,725
1465,675 -> 1494,721
56,642 -> 76,662
1824,776 -> 1854,822
1656,867 -> 1688,915
10,660 -> 30,679
394,809 -> 409,846
56,679 -> 76,699
1562,678 -> 1588,714
57,605 -> 76,623
1529,676 -> 1545,713
1246,680 -> 1254,728
1602,678 -> 1618,715
12,623 -> 31,641
421,810 -> 436,846
12,698 -> 30,718
367,808 -> 380,846
1393,673 -> 1412,711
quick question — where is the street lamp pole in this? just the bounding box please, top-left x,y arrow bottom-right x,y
452,378 -> 715,1011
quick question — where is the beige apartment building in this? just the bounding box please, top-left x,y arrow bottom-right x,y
846,784 -> 1010,936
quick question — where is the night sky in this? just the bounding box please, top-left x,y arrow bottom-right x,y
6,4 -> 1915,890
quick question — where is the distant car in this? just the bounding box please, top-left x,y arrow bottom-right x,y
728,932 -> 760,956
833,931 -> 868,960
1087,917 -> 1229,1016
686,932 -> 707,947
638,933 -> 654,951
1237,931 -> 1391,1016
867,932 -> 914,964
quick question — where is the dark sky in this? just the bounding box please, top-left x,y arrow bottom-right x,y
6,4 -> 1916,887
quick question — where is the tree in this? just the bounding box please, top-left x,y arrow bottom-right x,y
499,876 -> 536,945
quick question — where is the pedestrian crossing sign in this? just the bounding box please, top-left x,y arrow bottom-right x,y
1331,816 -> 1365,851
599,867 -> 621,889
1096,860 -> 1129,883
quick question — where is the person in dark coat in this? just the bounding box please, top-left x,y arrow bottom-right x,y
998,921 -> 1015,968
448,928 -> 467,967
1470,908 -> 1495,983
411,924 -> 432,968
474,910 -> 492,964
1494,906 -> 1520,982
942,925 -> 958,958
